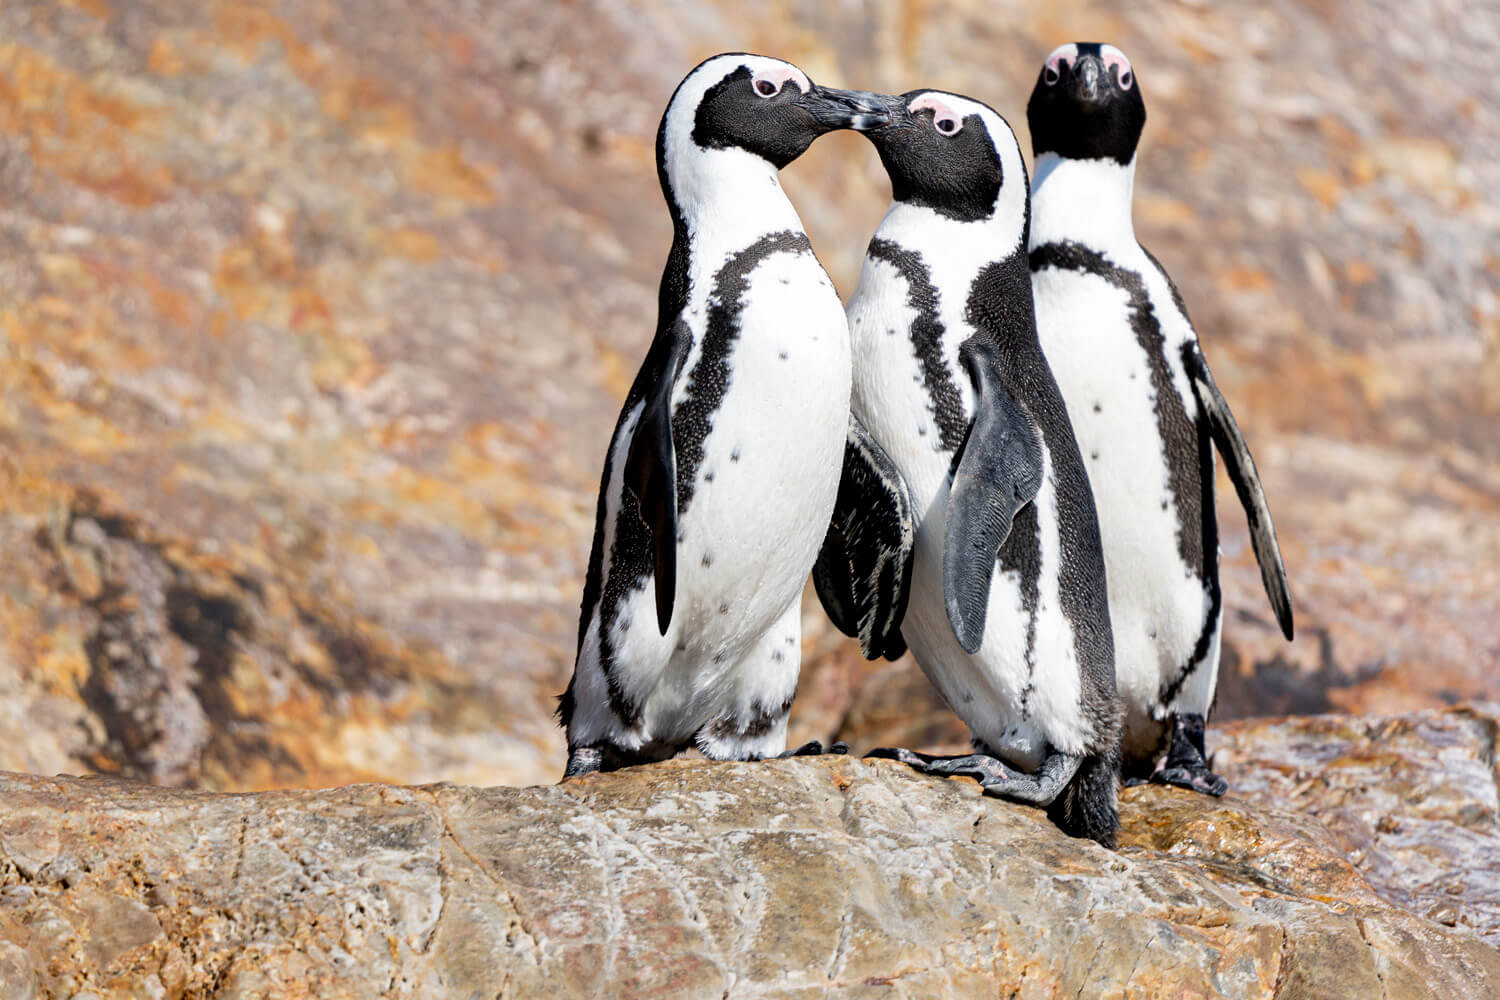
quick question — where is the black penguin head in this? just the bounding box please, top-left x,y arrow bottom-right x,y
858,90 -> 1029,228
1026,42 -> 1147,165
656,54 -> 887,204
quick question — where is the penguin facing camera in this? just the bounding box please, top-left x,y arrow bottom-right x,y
1027,42 -> 1294,796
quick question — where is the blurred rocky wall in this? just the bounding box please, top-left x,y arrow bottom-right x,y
0,0 -> 1496,789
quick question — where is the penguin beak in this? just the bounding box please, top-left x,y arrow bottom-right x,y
874,93 -> 915,131
1072,55 -> 1103,102
799,86 -> 892,133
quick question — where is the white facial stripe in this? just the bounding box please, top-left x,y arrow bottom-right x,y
908,93 -> 959,120
908,93 -> 965,135
1100,44 -> 1133,84
751,63 -> 810,95
1044,43 -> 1079,73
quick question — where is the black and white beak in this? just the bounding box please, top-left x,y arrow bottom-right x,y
798,86 -> 892,133
1070,53 -> 1104,102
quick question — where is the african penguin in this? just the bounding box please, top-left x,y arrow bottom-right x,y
558,55 -> 888,776
818,89 -> 1122,845
1026,42 -> 1294,796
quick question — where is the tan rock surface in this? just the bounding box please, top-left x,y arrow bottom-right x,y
2,716 -> 1500,995
1,0 -> 1497,790
4,711 -> 1500,999
1213,704 -> 1500,948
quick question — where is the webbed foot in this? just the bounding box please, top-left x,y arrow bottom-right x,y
563,745 -> 602,778
866,746 -> 1081,807
1150,713 -> 1227,797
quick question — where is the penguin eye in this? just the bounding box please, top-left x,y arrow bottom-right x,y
753,78 -> 781,98
1044,66 -> 1060,86
934,115 -> 961,136
1118,68 -> 1134,89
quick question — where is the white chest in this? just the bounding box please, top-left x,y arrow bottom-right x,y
844,242 -> 1090,759
1032,261 -> 1212,695
669,248 -> 852,630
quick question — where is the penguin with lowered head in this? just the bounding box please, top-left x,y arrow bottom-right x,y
816,87 -> 1123,845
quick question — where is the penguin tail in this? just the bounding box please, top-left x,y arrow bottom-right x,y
1047,740 -> 1121,848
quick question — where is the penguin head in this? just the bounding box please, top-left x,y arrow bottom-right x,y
657,54 -> 888,206
858,90 -> 1030,229
1026,43 -> 1146,165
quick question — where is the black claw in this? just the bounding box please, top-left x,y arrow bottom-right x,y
776,740 -> 826,759
827,741 -> 850,756
864,745 -> 930,766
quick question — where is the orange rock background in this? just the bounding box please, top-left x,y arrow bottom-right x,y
0,0 -> 1496,790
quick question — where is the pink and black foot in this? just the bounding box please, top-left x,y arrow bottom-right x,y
866,743 -> 1120,846
865,745 -> 1081,805
1149,713 -> 1227,797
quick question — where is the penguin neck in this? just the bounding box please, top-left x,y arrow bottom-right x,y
667,148 -> 804,262
1029,152 -> 1138,251
874,200 -> 1025,290
871,200 -> 1032,362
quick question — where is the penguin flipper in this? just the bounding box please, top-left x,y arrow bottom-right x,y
944,336 -> 1045,654
1183,347 -> 1294,641
813,416 -> 916,660
622,319 -> 692,635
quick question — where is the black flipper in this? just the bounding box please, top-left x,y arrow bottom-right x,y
943,337 -> 1045,654
1183,347 -> 1294,641
622,319 -> 692,635
813,417 -> 916,660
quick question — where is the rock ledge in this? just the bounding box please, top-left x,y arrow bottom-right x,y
2,750 -> 1497,999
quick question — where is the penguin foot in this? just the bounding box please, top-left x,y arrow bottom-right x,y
866,747 -> 1081,807
1152,762 -> 1228,797
563,745 -> 603,778
1149,713 -> 1228,797
775,740 -> 850,759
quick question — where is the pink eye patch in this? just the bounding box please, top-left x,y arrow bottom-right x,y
1100,45 -> 1134,88
908,93 -> 964,134
1043,43 -> 1079,81
751,64 -> 810,97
